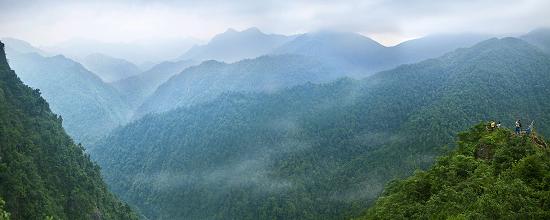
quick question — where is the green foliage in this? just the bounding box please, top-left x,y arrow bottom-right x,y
4,47 -> 131,145
0,197 -> 10,220
135,54 -> 340,117
361,123 -> 550,219
0,41 -> 137,219
92,37 -> 550,219
112,59 -> 199,109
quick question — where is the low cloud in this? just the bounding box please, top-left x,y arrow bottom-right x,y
1,0 -> 549,47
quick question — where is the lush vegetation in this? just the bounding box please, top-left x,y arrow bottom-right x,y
522,28 -> 550,54
112,59 -> 198,109
362,123 -> 550,219
0,198 -> 9,220
135,54 -> 340,116
92,37 -> 550,219
0,41 -> 137,219
4,46 -> 131,144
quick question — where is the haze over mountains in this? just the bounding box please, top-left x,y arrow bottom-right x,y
112,59 -> 199,109
4,46 -> 132,144
134,54 -> 339,117
80,53 -> 142,82
134,28 -> 493,116
91,36 -> 550,219
2,26 -> 550,219
2,27 -> 499,139
0,41 -> 137,219
178,27 -> 295,63
43,37 -> 201,67
2,0 -> 550,219
521,28 -> 550,54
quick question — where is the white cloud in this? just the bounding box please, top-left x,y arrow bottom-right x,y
0,0 -> 549,46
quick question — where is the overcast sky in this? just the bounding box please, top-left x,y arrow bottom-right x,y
1,0 -> 549,46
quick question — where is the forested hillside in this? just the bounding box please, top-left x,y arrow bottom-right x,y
0,41 -> 137,219
112,59 -> 198,109
390,33 -> 490,64
136,54 -> 339,116
137,31 -> 491,117
92,37 -> 550,219
362,123 -> 550,219
4,44 -> 132,144
522,28 -> 550,54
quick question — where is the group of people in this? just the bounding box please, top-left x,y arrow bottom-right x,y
488,119 -> 533,136
489,121 -> 502,130
515,119 -> 534,135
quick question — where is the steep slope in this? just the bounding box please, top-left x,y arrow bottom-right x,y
91,38 -> 550,219
178,27 -> 293,62
0,41 -> 137,219
362,124 -> 550,219
135,54 -> 338,117
4,46 -> 131,144
521,27 -> 550,54
112,59 -> 198,109
80,53 -> 142,82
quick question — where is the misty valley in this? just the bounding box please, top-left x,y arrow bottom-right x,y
2,3 -> 550,219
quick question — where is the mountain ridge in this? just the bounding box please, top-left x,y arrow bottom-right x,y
92,37 -> 550,219
0,40 -> 138,219
4,45 -> 132,145
178,27 -> 294,62
80,53 -> 142,82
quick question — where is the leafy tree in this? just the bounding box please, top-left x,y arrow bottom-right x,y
0,198 -> 9,220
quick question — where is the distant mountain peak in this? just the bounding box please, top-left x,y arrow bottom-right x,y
200,59 -> 226,66
215,27 -> 268,40
178,27 -> 293,63
223,27 -> 263,35
224,28 -> 238,33
243,27 -> 262,33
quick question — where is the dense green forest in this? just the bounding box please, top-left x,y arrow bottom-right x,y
138,31 -> 490,117
522,28 -> 550,54
112,59 -> 198,109
4,45 -> 132,145
0,41 -> 137,219
135,54 -> 339,116
362,123 -> 550,219
91,37 -> 550,219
